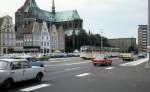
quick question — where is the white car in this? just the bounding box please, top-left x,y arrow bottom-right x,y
0,59 -> 45,88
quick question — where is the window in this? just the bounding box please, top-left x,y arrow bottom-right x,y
12,61 -> 22,70
44,42 -> 46,46
47,42 -> 49,46
23,61 -> 31,68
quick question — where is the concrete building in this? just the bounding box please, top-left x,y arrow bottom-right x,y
138,25 -> 147,52
15,0 -> 83,52
108,38 -> 136,52
0,15 -> 16,54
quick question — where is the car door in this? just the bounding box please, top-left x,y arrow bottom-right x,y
22,61 -> 35,80
10,61 -> 24,82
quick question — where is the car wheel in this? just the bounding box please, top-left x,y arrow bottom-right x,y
2,79 -> 13,89
40,64 -> 44,67
35,73 -> 43,82
93,63 -> 97,66
109,63 -> 112,66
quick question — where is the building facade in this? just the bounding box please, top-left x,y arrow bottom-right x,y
40,22 -> 51,53
138,25 -> 147,52
108,38 -> 136,52
21,21 -> 51,53
0,15 -> 16,54
15,0 -> 83,52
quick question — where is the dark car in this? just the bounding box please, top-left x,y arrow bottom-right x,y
92,54 -> 112,66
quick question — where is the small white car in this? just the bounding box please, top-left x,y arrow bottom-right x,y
0,59 -> 45,88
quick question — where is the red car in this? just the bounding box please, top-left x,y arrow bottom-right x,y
92,54 -> 112,66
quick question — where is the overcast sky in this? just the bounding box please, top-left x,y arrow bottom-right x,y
0,0 -> 148,39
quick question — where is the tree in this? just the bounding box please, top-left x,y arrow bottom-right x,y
65,30 -> 110,52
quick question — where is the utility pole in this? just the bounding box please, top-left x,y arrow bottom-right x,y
146,0 -> 150,68
100,29 -> 104,49
72,29 -> 75,51
101,31 -> 103,49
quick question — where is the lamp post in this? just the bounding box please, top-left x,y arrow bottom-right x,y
146,0 -> 150,68
100,29 -> 104,49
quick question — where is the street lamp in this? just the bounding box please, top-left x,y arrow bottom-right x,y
146,0 -> 150,68
100,29 -> 104,49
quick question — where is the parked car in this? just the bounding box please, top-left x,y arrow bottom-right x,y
138,53 -> 147,58
14,55 -> 44,67
0,59 -> 44,88
92,54 -> 112,66
121,53 -> 134,61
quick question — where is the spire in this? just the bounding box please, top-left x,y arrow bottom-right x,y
20,0 -> 39,12
52,0 -> 55,14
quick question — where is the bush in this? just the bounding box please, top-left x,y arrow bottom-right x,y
38,55 -> 49,61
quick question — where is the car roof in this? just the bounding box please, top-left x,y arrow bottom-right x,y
0,59 -> 27,62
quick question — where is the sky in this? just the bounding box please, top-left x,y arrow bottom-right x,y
0,0 -> 148,39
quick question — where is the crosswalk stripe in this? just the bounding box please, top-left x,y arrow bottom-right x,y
20,84 -> 51,92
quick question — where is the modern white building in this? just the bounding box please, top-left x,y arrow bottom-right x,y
138,25 -> 148,52
0,15 -> 16,54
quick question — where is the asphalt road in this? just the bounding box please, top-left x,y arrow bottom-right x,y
1,57 -> 150,92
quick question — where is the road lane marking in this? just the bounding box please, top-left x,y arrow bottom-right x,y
105,67 -> 115,70
76,73 -> 91,77
64,67 -> 80,71
120,58 -> 148,66
65,61 -> 91,66
45,61 -> 91,67
20,84 -> 51,92
51,60 -> 59,62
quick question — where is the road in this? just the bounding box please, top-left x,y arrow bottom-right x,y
1,57 -> 150,92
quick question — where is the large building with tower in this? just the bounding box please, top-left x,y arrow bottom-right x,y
15,0 -> 83,52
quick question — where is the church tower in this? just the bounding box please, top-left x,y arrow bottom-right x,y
52,0 -> 55,14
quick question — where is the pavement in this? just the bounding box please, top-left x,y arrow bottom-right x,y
1,57 -> 150,92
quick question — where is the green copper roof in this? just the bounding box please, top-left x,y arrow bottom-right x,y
19,0 -> 81,22
56,10 -> 81,22
28,7 -> 54,21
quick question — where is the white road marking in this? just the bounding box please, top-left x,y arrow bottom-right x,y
20,84 -> 51,92
120,58 -> 148,66
45,61 -> 91,67
51,60 -> 59,62
64,67 -> 80,71
62,60 -> 69,61
65,61 -> 91,66
76,73 -> 91,77
105,67 -> 115,70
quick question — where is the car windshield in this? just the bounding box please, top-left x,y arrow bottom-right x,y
0,61 -> 8,70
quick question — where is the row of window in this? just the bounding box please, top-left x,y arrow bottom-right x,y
1,41 -> 15,46
41,42 -> 50,47
0,34 -> 15,39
